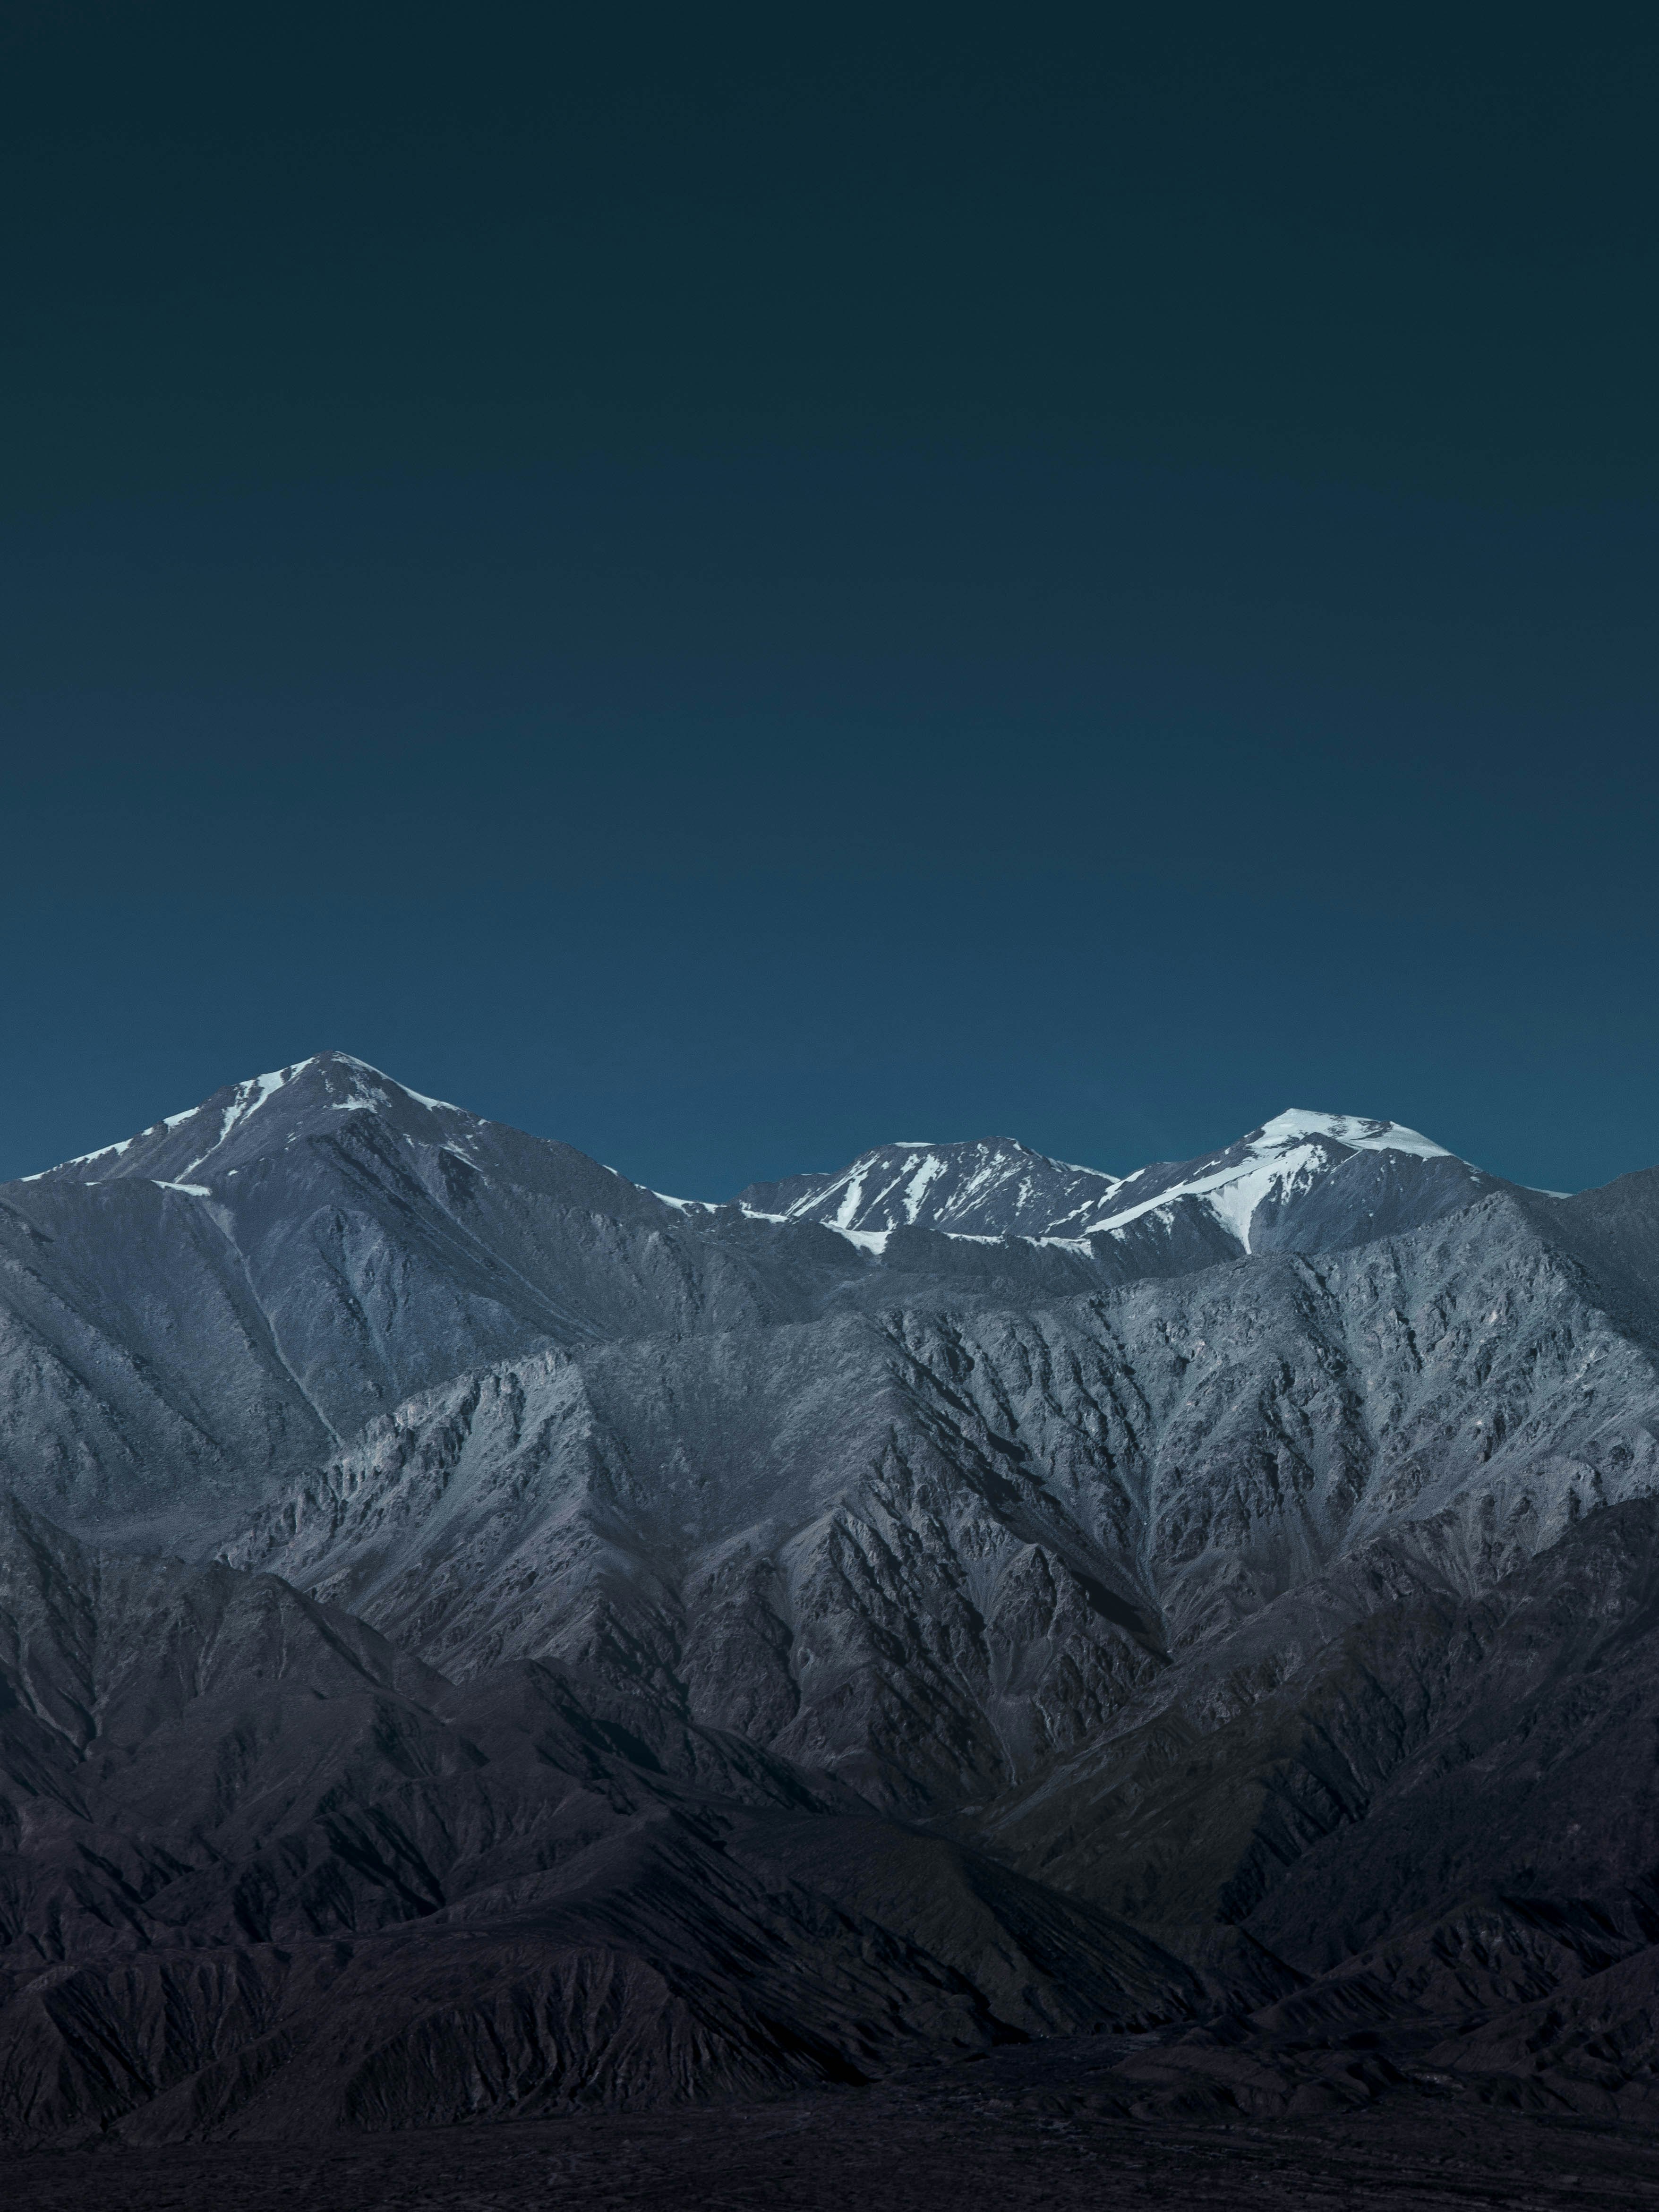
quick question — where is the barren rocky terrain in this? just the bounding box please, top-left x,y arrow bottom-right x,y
6,1055 -> 1659,2186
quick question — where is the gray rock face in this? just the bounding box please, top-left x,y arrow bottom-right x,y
964,1494 -> 1659,2103
0,1055 -> 901,1545
224,1191 -> 1659,1816
0,1065 -> 1528,1556
7,1055 -> 1659,2137
0,1498 -> 1195,2145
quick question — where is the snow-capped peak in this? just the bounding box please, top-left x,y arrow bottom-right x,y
17,1052 -> 477,1188
13,1066 -> 1494,1273
1249,1109 -> 1450,1162
733,1136 -> 1124,1242
1059,1106 -> 1476,1255
727,1109 -> 1485,1255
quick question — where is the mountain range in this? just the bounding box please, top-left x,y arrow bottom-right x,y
4,1052 -> 1659,2143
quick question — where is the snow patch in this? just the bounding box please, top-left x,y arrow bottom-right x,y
397,1082 -> 465,1113
829,1167 -> 870,1231
901,1154 -> 946,1222
830,1225 -> 890,1254
1253,1108 -> 1450,1162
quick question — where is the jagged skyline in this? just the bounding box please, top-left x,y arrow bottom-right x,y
3,16 -> 1658,1203
6,1034 -> 1659,2134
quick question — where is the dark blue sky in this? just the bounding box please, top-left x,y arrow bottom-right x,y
3,6 -> 1657,1196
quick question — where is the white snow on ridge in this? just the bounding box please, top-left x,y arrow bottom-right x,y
1202,1164 -> 1291,1250
14,1075 -> 1481,1258
395,1080 -> 465,1113
18,1061 -> 317,1181
16,1052 -> 481,1187
19,1135 -> 136,1180
1253,1109 -> 1450,1162
779,1137 -> 1124,1237
902,1153 -> 947,1221
1048,1107 -> 1459,1253
831,1225 -> 891,1254
172,1062 -> 318,1182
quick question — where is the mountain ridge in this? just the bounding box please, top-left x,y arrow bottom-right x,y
730,1104 -> 1505,1257
5,1052 -> 1659,2140
20,1049 -> 1529,1211
0,1053 -> 1541,1551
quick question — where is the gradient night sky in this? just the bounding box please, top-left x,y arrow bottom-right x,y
3,6 -> 1657,1197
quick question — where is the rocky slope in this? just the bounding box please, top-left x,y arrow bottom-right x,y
0,1055 -> 877,1544
6,1056 -> 1659,2139
0,1063 -> 1530,1552
224,1189 -> 1659,1812
962,1492 -> 1659,2115
0,1498 -> 1196,2144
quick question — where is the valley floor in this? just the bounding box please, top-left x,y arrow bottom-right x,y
15,2041 -> 1659,2212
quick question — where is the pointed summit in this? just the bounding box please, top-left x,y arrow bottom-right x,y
1077,1105 -> 1495,1255
22,1052 -> 484,1192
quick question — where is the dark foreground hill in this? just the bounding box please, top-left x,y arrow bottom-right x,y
0,1499 -> 1198,2144
15,2061 -> 1659,2211
13,1490 -> 1659,2143
4,1056 -> 1659,2149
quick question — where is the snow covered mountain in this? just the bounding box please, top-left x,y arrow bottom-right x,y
0,1053 -> 1117,1542
8,1052 -> 1659,2139
733,1107 -> 1507,1261
24,1050 -> 588,1198
1,1061 -> 1513,1551
0,1053 -> 861,1542
24,1054 -> 1500,1263
734,1137 -> 1124,1242
1073,1106 -> 1506,1254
